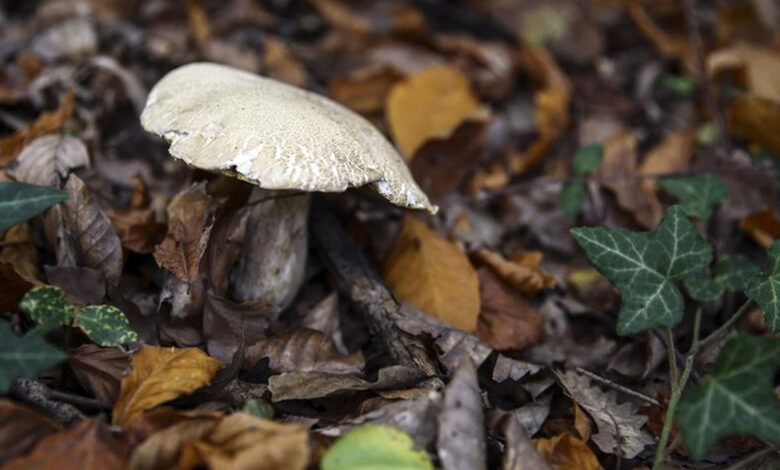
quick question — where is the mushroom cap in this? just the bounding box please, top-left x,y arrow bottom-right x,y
141,62 -> 436,213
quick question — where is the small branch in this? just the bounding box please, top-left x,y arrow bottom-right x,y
724,445 -> 779,470
665,328 -> 679,384
574,367 -> 662,407
698,299 -> 753,350
11,378 -> 84,426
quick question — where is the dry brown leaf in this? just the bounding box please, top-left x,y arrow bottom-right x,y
708,43 -> 780,105
329,65 -> 403,115
186,0 -> 211,46
599,130 -> 662,228
0,262 -> 33,313
1,419 -> 129,470
61,174 -> 124,285
386,65 -> 487,158
206,207 -> 250,297
0,224 -> 41,284
68,344 -> 129,403
203,290 -> 276,363
437,358 -> 485,470
474,248 -> 555,296
0,90 -> 74,165
727,93 -> 780,156
263,36 -> 307,87
534,433 -> 604,470
154,183 -> 219,282
639,131 -> 695,195
384,216 -> 480,332
475,268 -> 543,351
244,328 -> 364,375
7,134 -> 89,187
108,176 -> 165,254
625,1 -> 695,74
740,207 -> 780,248
310,0 -> 424,36
573,403 -> 593,442
112,346 -> 222,426
0,399 -> 62,465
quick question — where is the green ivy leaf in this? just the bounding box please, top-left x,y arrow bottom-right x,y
19,286 -> 74,329
321,425 -> 434,470
683,270 -> 724,303
657,174 -> 728,221
560,182 -> 586,219
0,181 -> 68,233
571,206 -> 712,335
747,240 -> 780,333
677,334 -> 780,460
0,322 -> 66,392
713,255 -> 760,292
76,305 -> 138,346
572,143 -> 603,175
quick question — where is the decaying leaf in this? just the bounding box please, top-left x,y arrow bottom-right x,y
476,268 -> 543,351
154,183 -> 219,282
203,291 -> 276,363
113,346 -> 222,426
0,223 -> 41,285
555,370 -> 653,458
263,36 -> 307,87
534,433 -> 603,470
740,207 -> 780,248
68,344 -> 129,403
7,134 -> 89,188
0,419 -> 128,470
708,43 -> 780,104
386,65 -> 487,158
727,94 -> 780,156
384,217 -> 480,332
638,131 -> 695,196
329,65 -> 403,115
0,262 -> 33,313
474,248 -> 555,297
437,358 -> 486,470
245,328 -> 364,375
322,425 -> 433,470
0,399 -> 62,465
108,176 -> 165,254
502,412 -> 554,470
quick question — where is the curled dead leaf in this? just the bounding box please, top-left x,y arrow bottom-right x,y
534,433 -> 603,470
68,344 -> 129,403
474,248 -> 555,296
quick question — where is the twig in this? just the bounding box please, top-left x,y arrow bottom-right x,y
49,390 -> 111,412
574,367 -> 662,407
665,328 -> 679,384
724,445 -> 780,470
698,299 -> 753,350
11,378 -> 84,425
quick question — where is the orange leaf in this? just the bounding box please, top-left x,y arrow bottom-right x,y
727,94 -> 780,156
740,207 -> 780,248
386,65 -> 486,158
639,131 -> 695,195
474,248 -> 555,296
113,346 -> 222,427
384,217 -> 480,332
535,433 -> 604,470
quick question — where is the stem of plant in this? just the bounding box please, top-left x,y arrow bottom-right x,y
652,308 -> 702,470
698,298 -> 753,350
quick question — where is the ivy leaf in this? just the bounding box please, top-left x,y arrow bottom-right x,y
0,181 -> 67,233
657,174 -> 728,220
321,425 -> 434,470
713,255 -> 761,292
677,334 -> 780,460
19,286 -> 75,329
683,271 -> 724,303
747,240 -> 780,332
0,322 -> 66,392
571,206 -> 712,335
560,182 -> 586,219
76,305 -> 138,347
572,143 -> 603,175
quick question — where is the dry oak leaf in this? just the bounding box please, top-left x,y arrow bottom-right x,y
154,182 -> 219,282
384,216 -> 480,332
534,433 -> 603,470
0,90 -> 74,165
112,346 -> 222,427
386,65 -> 487,158
474,248 -> 555,296
1,419 -> 128,470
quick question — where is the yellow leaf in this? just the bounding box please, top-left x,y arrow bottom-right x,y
383,217 -> 480,332
535,433 -> 604,470
386,65 -> 486,158
113,346 -> 222,427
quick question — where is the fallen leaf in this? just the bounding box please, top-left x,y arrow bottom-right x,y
0,224 -> 41,284
61,174 -> 124,285
727,93 -> 780,156
573,403 -> 593,442
245,328 -> 364,375
7,135 -> 89,188
263,36 -> 307,87
128,412 -> 221,470
113,346 -> 222,426
185,0 -> 211,46
0,90 -> 75,165
0,399 -> 61,465
740,207 -> 780,248
555,370 -> 654,458
310,0 -> 424,36
322,425 -> 433,470
0,262 -> 33,312
384,217 -> 480,332
0,419 -> 128,470
598,129 -> 662,228
154,182 -> 219,282
45,266 -> 105,306
502,412 -> 554,470
625,1 -> 695,73
474,248 -> 556,297
329,65 -> 403,115
299,291 -> 346,354
68,344 -> 129,403
437,358 -> 486,470
201,39 -> 262,73
386,65 -> 487,158
108,176 -> 165,255
475,268 -> 543,351
639,131 -> 695,196
203,290 -> 276,363
708,43 -> 780,105
206,205 -> 250,296
534,433 -> 603,470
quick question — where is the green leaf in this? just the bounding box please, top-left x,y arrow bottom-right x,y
747,240 -> 780,333
76,305 -> 138,346
0,322 -> 66,392
571,206 -> 712,335
683,270 -> 724,303
662,73 -> 695,96
19,286 -> 75,329
321,425 -> 434,470
677,334 -> 780,460
657,174 -> 728,220
713,255 -> 760,292
572,144 -> 603,175
560,182 -> 586,218
0,181 -> 67,233
243,398 -> 274,419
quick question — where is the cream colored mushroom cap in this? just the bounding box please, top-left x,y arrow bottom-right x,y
141,62 -> 436,213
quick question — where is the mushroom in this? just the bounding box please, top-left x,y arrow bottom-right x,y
141,62 -> 437,308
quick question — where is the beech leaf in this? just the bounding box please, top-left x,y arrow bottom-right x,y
571,206 -> 712,334
384,216 -> 480,332
677,334 -> 780,460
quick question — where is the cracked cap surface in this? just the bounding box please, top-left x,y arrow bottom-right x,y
141,62 -> 436,213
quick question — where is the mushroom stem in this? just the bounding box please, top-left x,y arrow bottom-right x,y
231,188 -> 310,308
